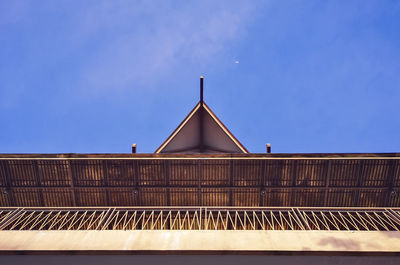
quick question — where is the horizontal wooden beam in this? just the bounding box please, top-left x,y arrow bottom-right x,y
4,186 -> 398,190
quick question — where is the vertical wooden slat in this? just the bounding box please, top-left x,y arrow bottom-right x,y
323,160 -> 332,207
67,161 -> 77,206
354,160 -> 365,206
259,160 -> 266,207
229,160 -> 233,206
290,160 -> 297,206
33,161 -> 44,206
1,161 -> 15,206
103,160 -> 110,206
165,160 -> 170,206
386,160 -> 397,206
134,160 -> 141,206
198,160 -> 202,206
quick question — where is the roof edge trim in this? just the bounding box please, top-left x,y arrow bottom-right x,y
203,103 -> 249,153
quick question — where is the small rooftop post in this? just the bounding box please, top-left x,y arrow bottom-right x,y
132,144 -> 137,153
266,143 -> 271,153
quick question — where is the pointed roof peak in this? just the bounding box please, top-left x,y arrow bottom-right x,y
155,77 -> 248,154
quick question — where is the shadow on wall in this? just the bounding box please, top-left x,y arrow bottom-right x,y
380,231 -> 400,239
317,236 -> 361,251
316,234 -> 387,251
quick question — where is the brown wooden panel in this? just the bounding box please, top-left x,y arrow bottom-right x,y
0,161 -> 9,187
295,160 -> 325,187
106,160 -> 137,186
262,189 -> 291,206
326,189 -> 357,207
108,188 -> 138,206
169,160 -> 198,186
13,188 -> 41,206
393,161 -> 400,186
8,161 -> 36,186
390,188 -> 400,207
201,188 -> 229,206
329,160 -> 360,187
170,188 -> 198,206
232,188 -> 259,206
138,160 -> 165,186
293,189 -> 324,207
42,188 -> 74,206
0,192 -> 11,206
360,160 -> 390,186
233,160 -> 261,186
72,160 -> 104,187
201,160 -> 229,186
38,160 -> 70,187
264,160 -> 293,186
139,188 -> 167,206
358,189 -> 387,207
76,188 -> 107,206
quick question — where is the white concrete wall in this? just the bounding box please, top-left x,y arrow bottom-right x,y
0,230 -> 400,252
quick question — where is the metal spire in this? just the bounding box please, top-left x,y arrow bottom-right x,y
199,76 -> 204,152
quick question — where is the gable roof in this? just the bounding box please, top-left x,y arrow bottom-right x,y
155,102 -> 248,154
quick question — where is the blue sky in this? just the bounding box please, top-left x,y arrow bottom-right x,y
0,0 -> 399,154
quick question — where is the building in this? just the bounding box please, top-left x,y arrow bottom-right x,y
0,77 -> 399,264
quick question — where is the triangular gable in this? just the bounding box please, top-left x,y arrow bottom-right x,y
155,102 -> 248,153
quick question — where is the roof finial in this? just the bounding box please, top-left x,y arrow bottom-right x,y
199,76 -> 204,152
200,76 -> 204,105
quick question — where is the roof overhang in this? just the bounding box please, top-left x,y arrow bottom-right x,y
0,153 -> 399,207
